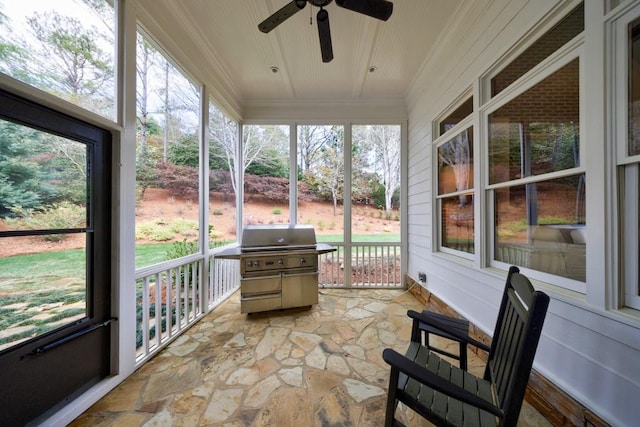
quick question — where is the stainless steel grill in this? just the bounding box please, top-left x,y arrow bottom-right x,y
215,224 -> 335,314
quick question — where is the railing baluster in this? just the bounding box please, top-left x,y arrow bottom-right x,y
154,272 -> 161,349
142,276 -> 150,356
167,268 -> 173,338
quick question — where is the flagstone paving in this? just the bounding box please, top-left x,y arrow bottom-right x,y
70,289 -> 551,426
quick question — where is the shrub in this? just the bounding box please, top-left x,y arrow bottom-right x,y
272,208 -> 282,215
136,218 -> 174,241
8,202 -> 86,241
155,162 -> 198,200
168,218 -> 198,235
166,238 -> 198,260
212,208 -> 223,215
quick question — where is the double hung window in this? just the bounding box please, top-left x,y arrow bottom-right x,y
616,4 -> 640,310
435,98 -> 474,256
487,59 -> 585,288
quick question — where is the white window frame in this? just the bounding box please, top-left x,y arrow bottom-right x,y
480,42 -> 586,293
612,1 -> 640,310
433,100 -> 475,260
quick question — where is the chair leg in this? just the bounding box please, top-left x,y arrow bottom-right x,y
459,341 -> 467,371
385,367 -> 400,427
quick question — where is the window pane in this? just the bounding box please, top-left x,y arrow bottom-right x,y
0,234 -> 87,351
491,3 -> 583,97
0,118 -> 91,351
441,193 -> 474,254
209,103 -> 238,247
135,32 -> 201,268
297,125 -> 344,241
0,120 -> 88,228
629,18 -> 640,156
0,0 -> 115,119
439,98 -> 473,136
241,125 -> 290,226
494,174 -> 586,281
438,128 -> 473,195
489,59 -> 580,184
351,125 -> 401,242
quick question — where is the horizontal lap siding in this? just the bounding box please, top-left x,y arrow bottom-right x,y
406,0 -> 639,425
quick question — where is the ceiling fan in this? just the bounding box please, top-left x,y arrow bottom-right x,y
258,0 -> 394,63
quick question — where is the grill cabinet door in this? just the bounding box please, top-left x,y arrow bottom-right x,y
281,271 -> 319,309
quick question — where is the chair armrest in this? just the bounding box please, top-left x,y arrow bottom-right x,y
407,310 -> 491,353
382,348 -> 503,418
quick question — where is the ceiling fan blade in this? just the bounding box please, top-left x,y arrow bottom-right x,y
335,0 -> 393,21
317,8 -> 333,63
258,0 -> 306,33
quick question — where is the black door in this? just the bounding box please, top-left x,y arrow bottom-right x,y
0,89 -> 113,426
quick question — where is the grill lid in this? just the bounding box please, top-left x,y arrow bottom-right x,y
241,224 -> 317,252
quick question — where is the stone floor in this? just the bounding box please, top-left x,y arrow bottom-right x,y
70,289 -> 551,426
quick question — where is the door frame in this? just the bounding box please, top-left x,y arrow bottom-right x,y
0,88 -> 114,426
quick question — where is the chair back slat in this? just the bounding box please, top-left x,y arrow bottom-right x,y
485,266 -> 550,426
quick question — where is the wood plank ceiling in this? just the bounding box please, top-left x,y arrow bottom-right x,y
136,0 -> 463,113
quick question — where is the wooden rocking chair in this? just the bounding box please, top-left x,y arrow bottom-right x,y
383,266 -> 550,427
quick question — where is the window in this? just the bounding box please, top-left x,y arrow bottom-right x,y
209,103 -> 238,247
437,127 -> 474,255
0,0 -> 116,119
435,96 -> 474,256
490,2 -> 583,98
351,125 -> 401,242
438,98 -> 473,136
617,6 -> 640,310
242,124 -> 290,225
487,59 -> 585,288
297,125 -> 345,241
135,30 -> 201,268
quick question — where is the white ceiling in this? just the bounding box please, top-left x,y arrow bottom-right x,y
137,0 -> 463,113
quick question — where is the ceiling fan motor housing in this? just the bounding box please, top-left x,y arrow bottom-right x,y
308,0 -> 333,7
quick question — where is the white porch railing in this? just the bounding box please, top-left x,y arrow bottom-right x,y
319,242 -> 402,288
135,247 -> 240,364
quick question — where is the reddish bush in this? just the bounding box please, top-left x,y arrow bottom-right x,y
155,162 -> 198,199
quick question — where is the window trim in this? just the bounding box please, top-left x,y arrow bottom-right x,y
480,46 -> 586,292
480,0 -> 585,103
433,113 -> 475,259
612,2 -> 640,310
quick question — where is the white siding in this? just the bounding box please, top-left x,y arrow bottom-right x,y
405,1 -> 640,425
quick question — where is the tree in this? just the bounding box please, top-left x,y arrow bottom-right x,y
297,125 -> 330,175
209,106 -> 239,192
0,7 -> 31,81
307,126 -> 344,215
27,11 -> 112,105
0,121 -> 89,217
209,113 -> 288,203
352,125 -> 401,215
438,128 -> 472,197
370,125 -> 401,215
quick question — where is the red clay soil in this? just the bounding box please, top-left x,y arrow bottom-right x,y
1,187 -> 400,258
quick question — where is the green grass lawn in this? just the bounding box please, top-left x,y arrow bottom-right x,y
0,236 -> 401,284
